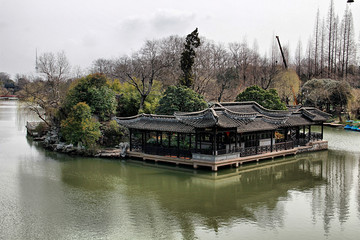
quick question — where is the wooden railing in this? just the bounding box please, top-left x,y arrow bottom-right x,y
143,145 -> 192,158
133,132 -> 324,159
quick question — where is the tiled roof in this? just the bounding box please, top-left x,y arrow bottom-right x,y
115,114 -> 194,133
116,102 -> 331,133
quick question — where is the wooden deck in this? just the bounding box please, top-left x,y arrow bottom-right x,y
126,145 -> 319,171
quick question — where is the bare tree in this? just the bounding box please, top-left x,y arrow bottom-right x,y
114,40 -> 174,113
91,58 -> 114,78
258,37 -> 282,90
295,39 -> 303,77
37,51 -> 71,108
327,0 -> 335,76
229,39 -> 251,88
320,18 -> 326,77
306,38 -> 314,79
314,9 -> 321,76
192,39 -> 217,95
158,35 -> 183,87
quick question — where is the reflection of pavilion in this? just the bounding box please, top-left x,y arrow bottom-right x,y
117,153 -> 327,234
117,102 -> 330,171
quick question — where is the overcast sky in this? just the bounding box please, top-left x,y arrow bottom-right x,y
1,0 -> 359,78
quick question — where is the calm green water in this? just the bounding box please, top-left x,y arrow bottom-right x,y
1,101 -> 360,240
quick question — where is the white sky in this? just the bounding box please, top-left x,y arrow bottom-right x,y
1,0 -> 359,78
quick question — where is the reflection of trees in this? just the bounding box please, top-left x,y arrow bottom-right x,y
310,150 -> 357,234
107,156 -> 324,238
17,144 -> 359,239
57,154 -> 325,239
15,101 -> 42,131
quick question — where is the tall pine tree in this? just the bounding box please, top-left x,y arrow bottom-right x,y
180,28 -> 200,87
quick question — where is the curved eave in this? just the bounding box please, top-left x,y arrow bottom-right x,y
115,116 -> 194,133
220,101 -> 292,118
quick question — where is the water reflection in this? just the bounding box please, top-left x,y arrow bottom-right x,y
2,100 -> 360,239
50,152 -> 328,238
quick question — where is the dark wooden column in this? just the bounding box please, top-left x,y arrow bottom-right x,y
228,131 -> 231,153
284,128 -> 288,150
321,122 -> 324,139
270,130 -> 273,152
308,125 -> 311,142
189,134 -> 192,150
160,132 -> 163,145
255,132 -> 259,154
129,128 -> 132,151
168,132 -> 171,149
199,132 -> 202,152
213,128 -> 217,155
235,131 -> 238,149
177,132 -> 180,157
141,131 -> 145,151
296,127 -> 300,146
195,131 -> 198,152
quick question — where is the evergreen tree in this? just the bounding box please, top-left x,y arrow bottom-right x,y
61,102 -> 101,148
156,85 -> 207,115
63,73 -> 117,121
180,28 -> 201,87
235,85 -> 287,110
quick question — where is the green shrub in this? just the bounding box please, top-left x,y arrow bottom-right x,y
61,102 -> 101,148
101,120 -> 125,147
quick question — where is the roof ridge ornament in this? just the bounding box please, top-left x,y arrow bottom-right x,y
209,108 -> 219,124
262,115 -> 288,124
301,109 -> 317,120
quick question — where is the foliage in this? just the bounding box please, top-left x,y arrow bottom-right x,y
114,40 -> 173,113
180,28 -> 201,88
301,78 -> 352,111
101,120 -> 126,147
349,88 -> 360,119
109,79 -> 162,116
270,69 -> 301,105
19,78 -> 70,126
63,73 -> 117,121
156,85 -> 207,115
216,67 -> 238,102
235,85 -> 287,110
61,102 -> 101,148
34,122 -> 49,136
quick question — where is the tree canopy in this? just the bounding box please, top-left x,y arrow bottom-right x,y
63,73 -> 117,121
301,78 -> 351,111
235,85 -> 287,110
61,102 -> 101,148
156,85 -> 207,115
109,79 -> 162,116
270,69 -> 301,105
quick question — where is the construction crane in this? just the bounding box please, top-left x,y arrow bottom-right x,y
275,36 -> 288,69
275,36 -> 298,105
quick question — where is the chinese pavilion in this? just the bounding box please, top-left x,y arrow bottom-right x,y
116,102 -> 330,171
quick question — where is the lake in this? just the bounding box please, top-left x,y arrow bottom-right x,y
1,100 -> 360,240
